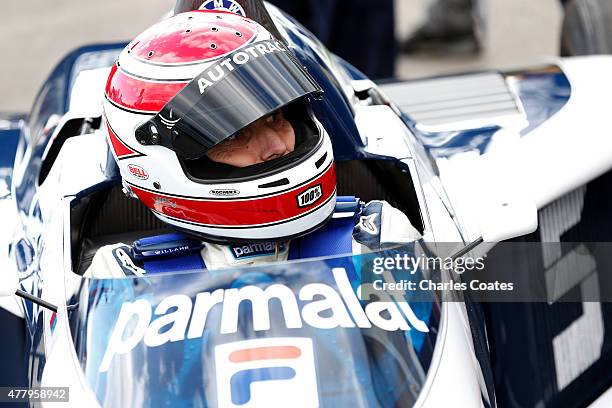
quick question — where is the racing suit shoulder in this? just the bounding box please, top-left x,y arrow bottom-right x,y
353,200 -> 421,252
84,201 -> 420,277
83,243 -> 145,278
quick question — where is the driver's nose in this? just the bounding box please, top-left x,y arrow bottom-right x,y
258,128 -> 291,162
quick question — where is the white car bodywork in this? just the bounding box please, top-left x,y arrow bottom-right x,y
2,2 -> 611,404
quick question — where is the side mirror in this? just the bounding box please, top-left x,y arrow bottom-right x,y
450,138 -> 538,259
477,135 -> 538,242
476,164 -> 538,243
0,260 -> 57,312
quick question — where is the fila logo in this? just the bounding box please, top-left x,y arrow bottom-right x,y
296,184 -> 322,208
215,338 -> 319,407
127,164 -> 149,180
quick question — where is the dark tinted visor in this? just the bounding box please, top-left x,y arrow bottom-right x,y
135,40 -> 322,159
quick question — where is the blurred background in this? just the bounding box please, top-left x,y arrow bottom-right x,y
0,0 -> 564,113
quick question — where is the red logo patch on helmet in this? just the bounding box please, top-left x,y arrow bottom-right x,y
128,164 -> 149,180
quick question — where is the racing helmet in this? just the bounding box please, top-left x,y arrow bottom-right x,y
103,10 -> 337,242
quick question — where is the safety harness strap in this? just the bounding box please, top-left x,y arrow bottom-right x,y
133,232 -> 204,274
136,197 -> 361,274
288,196 -> 360,260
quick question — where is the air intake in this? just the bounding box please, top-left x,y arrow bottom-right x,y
381,72 -> 526,131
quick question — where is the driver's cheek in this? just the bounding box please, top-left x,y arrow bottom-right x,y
232,145 -> 260,167
282,125 -> 296,151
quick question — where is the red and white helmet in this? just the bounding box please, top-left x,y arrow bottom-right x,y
103,10 -> 336,242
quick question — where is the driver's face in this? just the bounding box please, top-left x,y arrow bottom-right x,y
206,110 -> 295,167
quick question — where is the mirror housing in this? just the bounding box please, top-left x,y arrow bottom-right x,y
448,146 -> 538,261
477,174 -> 538,243
441,132 -> 539,260
477,138 -> 538,242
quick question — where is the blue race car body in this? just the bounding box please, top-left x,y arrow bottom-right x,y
2,1 -> 612,407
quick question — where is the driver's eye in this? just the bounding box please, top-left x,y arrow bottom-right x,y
228,127 -> 249,142
266,112 -> 283,128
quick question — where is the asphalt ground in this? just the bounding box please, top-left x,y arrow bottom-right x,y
0,0 -> 562,113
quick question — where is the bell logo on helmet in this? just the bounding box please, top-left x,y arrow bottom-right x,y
297,184 -> 323,208
127,164 -> 149,180
210,189 -> 240,197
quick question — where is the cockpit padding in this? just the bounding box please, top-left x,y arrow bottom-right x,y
72,158 -> 423,275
